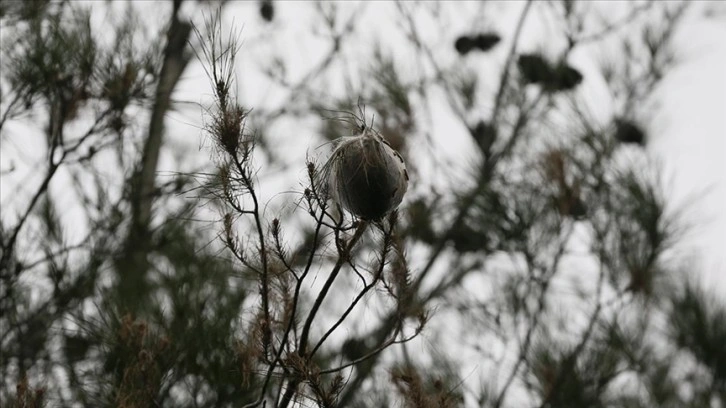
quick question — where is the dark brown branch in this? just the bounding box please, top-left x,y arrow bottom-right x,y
242,204 -> 329,408
0,110 -> 109,276
318,327 -> 419,375
231,155 -> 273,355
492,223 -> 576,408
278,221 -> 368,408
309,223 -> 393,358
117,0 -> 191,311
573,0 -> 656,44
299,221 -> 368,354
537,250 -> 609,408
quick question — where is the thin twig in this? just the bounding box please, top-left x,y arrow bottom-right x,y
278,221 -> 368,408
309,223 -> 393,358
492,222 -> 576,408
299,221 -> 368,354
242,203 -> 328,408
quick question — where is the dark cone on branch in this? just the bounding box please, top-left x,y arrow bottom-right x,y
260,0 -> 274,22
556,193 -> 588,220
342,337 -> 369,361
615,119 -> 646,145
549,64 -> 583,91
569,197 -> 588,220
518,53 -> 583,92
455,33 -> 501,55
472,33 -> 501,52
455,36 -> 475,55
450,223 -> 488,253
518,53 -> 552,84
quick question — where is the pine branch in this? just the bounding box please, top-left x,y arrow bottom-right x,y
117,0 -> 191,312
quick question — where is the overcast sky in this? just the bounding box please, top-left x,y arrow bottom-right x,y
196,0 -> 726,294
37,0 -> 726,286
654,6 -> 726,294
1,1 -> 723,295
1,1 -> 724,405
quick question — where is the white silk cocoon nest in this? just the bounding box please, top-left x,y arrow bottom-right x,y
322,128 -> 409,220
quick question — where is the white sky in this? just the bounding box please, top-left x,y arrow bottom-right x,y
651,10 -> 726,294
199,0 -> 726,294
0,0 -> 724,404
3,1 -> 722,292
